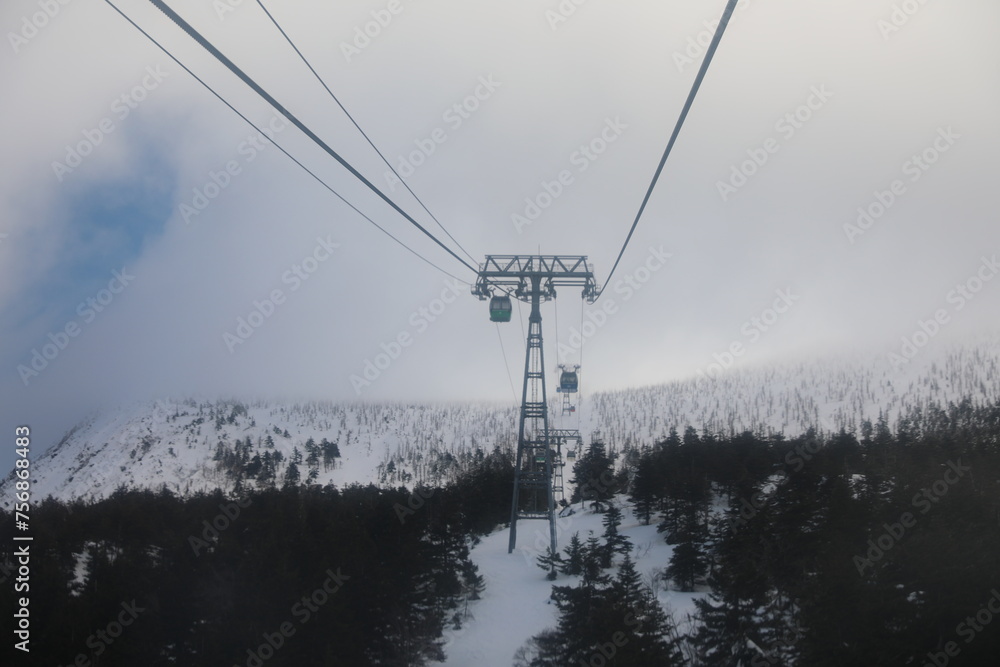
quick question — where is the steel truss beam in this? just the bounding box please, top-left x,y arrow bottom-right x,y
472,255 -> 598,304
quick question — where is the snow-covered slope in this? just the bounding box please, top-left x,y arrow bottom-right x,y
4,336 -> 999,506
578,338 -> 1000,445
2,398 -> 519,507
433,498 -> 702,666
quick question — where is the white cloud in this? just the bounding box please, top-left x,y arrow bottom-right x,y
2,0 -> 1000,467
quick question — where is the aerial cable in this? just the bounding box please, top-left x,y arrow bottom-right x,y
254,0 -> 479,265
553,296 -> 560,367
579,298 -> 585,393
516,298 -> 526,349
496,324 -> 519,403
103,0 -> 469,286
148,0 -> 479,277
597,0 -> 739,298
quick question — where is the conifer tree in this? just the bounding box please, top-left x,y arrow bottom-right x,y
629,458 -> 660,525
571,439 -> 616,511
536,546 -> 562,580
607,553 -> 685,666
560,532 -> 585,576
600,503 -> 632,568
283,459 -> 300,486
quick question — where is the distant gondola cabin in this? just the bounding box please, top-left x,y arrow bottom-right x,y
489,295 -> 512,322
559,369 -> 579,393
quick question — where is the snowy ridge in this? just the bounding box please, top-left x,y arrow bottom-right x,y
2,399 -> 519,507
4,336 -> 999,506
581,337 -> 1000,444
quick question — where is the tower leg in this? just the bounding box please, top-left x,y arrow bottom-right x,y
508,277 -> 556,571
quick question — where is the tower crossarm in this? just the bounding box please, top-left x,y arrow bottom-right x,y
472,255 -> 597,303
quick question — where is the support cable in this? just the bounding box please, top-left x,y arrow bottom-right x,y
516,298 -> 526,350
553,295 -> 560,367
104,0 -> 469,285
597,0 -> 739,298
255,0 -> 478,264
149,0 -> 479,276
496,324 -> 519,403
579,298 -> 585,398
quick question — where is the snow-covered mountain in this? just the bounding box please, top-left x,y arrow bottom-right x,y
5,335 -> 999,506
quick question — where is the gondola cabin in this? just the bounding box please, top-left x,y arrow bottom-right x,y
489,295 -> 512,322
559,369 -> 579,393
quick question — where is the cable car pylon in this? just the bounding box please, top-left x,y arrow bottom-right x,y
473,256 -> 597,565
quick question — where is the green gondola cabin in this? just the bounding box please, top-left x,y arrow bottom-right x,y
489,295 -> 512,322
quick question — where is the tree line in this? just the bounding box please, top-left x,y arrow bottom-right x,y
0,447 -> 513,666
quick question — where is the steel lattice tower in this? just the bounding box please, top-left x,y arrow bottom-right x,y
546,428 -> 582,504
512,275 -> 553,554
473,256 -> 597,563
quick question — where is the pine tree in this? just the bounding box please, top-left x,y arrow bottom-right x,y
691,564 -> 767,666
530,549 -> 685,666
322,438 -> 341,470
629,457 -> 660,525
571,439 -> 616,511
600,503 -> 632,568
666,539 -> 706,592
514,630 -> 562,667
546,542 -> 612,664
536,547 -> 562,580
560,533 -> 585,576
606,553 -> 685,666
460,560 -> 486,602
283,460 -> 301,487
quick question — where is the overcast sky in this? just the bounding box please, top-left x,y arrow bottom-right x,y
2,0 -> 998,473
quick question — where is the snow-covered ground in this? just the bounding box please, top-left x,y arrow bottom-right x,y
0,398 -> 518,507
3,334 -> 999,505
434,498 -> 703,667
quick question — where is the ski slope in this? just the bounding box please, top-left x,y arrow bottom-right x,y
434,499 -> 703,666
